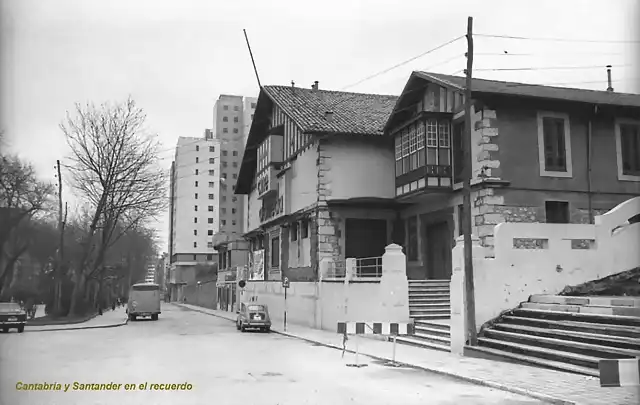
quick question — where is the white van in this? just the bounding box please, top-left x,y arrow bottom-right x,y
127,283 -> 161,321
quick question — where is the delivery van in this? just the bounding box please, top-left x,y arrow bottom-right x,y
127,283 -> 161,321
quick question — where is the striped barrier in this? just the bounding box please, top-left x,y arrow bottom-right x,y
337,322 -> 414,368
599,358 -> 640,388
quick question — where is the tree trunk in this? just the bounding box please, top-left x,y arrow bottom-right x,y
68,270 -> 87,316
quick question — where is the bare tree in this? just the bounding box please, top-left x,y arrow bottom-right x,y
0,152 -> 54,294
60,96 -> 168,315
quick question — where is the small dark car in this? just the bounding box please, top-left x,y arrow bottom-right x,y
0,302 -> 27,333
236,303 -> 271,332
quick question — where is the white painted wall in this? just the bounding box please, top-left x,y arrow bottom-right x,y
450,196 -> 640,352
288,146 -> 317,213
324,139 -> 396,200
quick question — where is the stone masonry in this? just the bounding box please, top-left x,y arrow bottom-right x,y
473,108 -> 502,180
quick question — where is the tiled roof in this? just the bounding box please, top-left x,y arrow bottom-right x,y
415,71 -> 640,107
263,86 -> 398,136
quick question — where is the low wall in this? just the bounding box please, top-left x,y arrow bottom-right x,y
183,280 -> 217,309
450,196 -> 640,354
241,281 -> 319,329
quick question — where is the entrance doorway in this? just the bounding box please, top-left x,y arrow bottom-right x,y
425,221 -> 452,279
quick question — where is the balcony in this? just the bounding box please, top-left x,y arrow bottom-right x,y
256,167 -> 278,199
394,117 -> 455,198
256,134 -> 284,199
259,195 -> 284,225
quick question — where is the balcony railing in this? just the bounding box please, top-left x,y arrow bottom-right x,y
354,256 -> 382,278
319,257 -> 383,281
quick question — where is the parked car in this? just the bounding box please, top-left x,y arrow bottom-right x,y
236,303 -> 271,332
0,302 -> 27,333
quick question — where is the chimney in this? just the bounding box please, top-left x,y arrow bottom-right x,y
606,65 -> 614,92
324,111 -> 333,122
312,81 -> 319,91
291,80 -> 295,94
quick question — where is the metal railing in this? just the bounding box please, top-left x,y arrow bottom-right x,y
323,260 -> 346,280
354,256 -> 383,279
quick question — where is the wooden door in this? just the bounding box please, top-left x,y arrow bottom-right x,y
426,221 -> 452,279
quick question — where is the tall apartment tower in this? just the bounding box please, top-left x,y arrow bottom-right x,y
210,94 -> 257,244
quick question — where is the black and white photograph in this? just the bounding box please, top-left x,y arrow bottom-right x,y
1,0 -> 639,404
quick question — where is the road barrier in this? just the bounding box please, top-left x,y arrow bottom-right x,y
337,322 -> 415,368
599,358 -> 640,388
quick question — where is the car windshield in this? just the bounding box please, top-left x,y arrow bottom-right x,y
247,305 -> 265,312
0,303 -> 21,312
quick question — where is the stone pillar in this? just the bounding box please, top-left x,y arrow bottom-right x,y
345,258 -> 357,280
450,234 -> 484,355
378,244 -> 410,323
472,189 -> 505,256
317,208 -> 342,264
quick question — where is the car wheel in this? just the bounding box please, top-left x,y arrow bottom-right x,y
264,327 -> 271,333
17,325 -> 24,333
151,314 -> 158,321
236,321 -> 241,330
132,315 -> 137,321
2,327 -> 7,333
240,323 -> 246,333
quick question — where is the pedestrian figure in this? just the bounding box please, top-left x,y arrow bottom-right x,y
112,302 -> 116,311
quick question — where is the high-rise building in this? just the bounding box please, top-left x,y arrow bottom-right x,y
167,94 -> 256,301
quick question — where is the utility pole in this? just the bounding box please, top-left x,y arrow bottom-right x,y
54,160 -> 65,313
462,16 -> 478,346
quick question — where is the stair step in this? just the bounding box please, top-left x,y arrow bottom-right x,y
467,345 -> 599,377
409,303 -> 451,309
409,289 -> 450,295
478,336 -> 602,369
415,320 -> 451,331
411,310 -> 450,316
529,294 -> 640,308
502,315 -> 640,338
521,302 -> 640,317
396,335 -> 451,352
512,308 -> 640,327
408,297 -> 450,303
494,323 -> 640,349
411,314 -> 450,320
409,280 -> 450,284
482,328 -> 640,359
415,324 -> 451,337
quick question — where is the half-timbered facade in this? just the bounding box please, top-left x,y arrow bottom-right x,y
235,83 -> 399,282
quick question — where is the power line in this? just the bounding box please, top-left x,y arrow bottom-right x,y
475,51 -> 625,56
339,35 -> 465,91
475,33 -> 640,44
474,64 -> 632,72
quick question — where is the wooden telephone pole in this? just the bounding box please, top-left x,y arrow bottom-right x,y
462,16 -> 478,346
54,160 -> 66,313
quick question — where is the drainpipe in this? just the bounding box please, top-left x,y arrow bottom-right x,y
587,106 -> 596,224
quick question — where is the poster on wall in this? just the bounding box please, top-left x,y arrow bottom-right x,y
250,250 -> 265,281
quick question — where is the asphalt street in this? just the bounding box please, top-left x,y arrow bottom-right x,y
0,303 -> 546,405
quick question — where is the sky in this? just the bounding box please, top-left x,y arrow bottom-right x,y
1,0 -> 639,253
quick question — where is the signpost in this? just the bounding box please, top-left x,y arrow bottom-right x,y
282,276 -> 290,332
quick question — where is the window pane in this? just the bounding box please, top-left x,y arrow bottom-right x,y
438,122 -> 450,148
416,121 -> 425,150
396,160 -> 404,176
409,125 -> 417,153
426,120 -> 438,147
395,135 -> 402,160
418,149 -> 426,167
410,153 -> 418,171
427,147 -> 437,165
438,148 -> 450,166
402,130 -> 410,156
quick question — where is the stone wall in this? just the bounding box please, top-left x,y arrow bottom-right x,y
473,107 -> 502,180
316,206 -> 343,265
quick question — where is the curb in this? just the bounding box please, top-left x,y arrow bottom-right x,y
25,319 -> 129,332
175,303 -> 573,405
26,312 -> 100,328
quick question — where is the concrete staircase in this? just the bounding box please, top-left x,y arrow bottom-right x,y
397,280 -> 451,352
469,294 -> 640,377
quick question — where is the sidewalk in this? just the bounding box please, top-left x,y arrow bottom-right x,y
175,302 -> 639,405
26,307 -> 128,332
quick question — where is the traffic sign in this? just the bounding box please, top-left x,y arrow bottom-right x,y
238,280 -> 246,288
282,276 -> 290,288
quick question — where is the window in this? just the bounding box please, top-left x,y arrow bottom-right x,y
234,106 -> 239,111
232,220 -> 236,226
206,254 -> 213,260
195,181 -> 198,187
251,114 -> 254,120
208,218 -> 213,224
196,157 -> 199,163
222,150 -> 228,156
270,237 -> 280,267
545,201 -> 570,224
223,128 -> 228,133
208,230 -> 213,236
194,217 -> 198,223
234,117 -> 239,123
222,196 -> 227,202
232,197 -> 237,202
208,206 -> 213,212
221,208 -> 227,214
209,181 -> 215,187
194,230 -> 198,236
222,173 -> 227,179
221,220 -> 226,226
406,217 -> 418,261
194,193 -> 198,199
251,102 -> 256,109
291,222 -> 298,241
209,158 -> 215,164
223,105 -> 228,110
537,112 -> 572,177
208,194 -> 214,200
193,242 -> 197,248
196,145 -> 200,151
233,128 -> 238,133
301,220 -> 309,239
193,254 -> 197,260
394,120 -> 430,176
233,174 -> 237,179
222,161 -> 228,168
615,119 -> 640,180
232,208 -> 236,214
195,169 -> 199,175
223,116 -> 228,122
232,162 -> 238,168
209,170 -> 215,176
207,242 -> 214,249
209,146 -> 215,152
194,205 -> 198,211
233,150 -> 238,156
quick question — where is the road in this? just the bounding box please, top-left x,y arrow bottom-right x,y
0,304 -> 545,405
